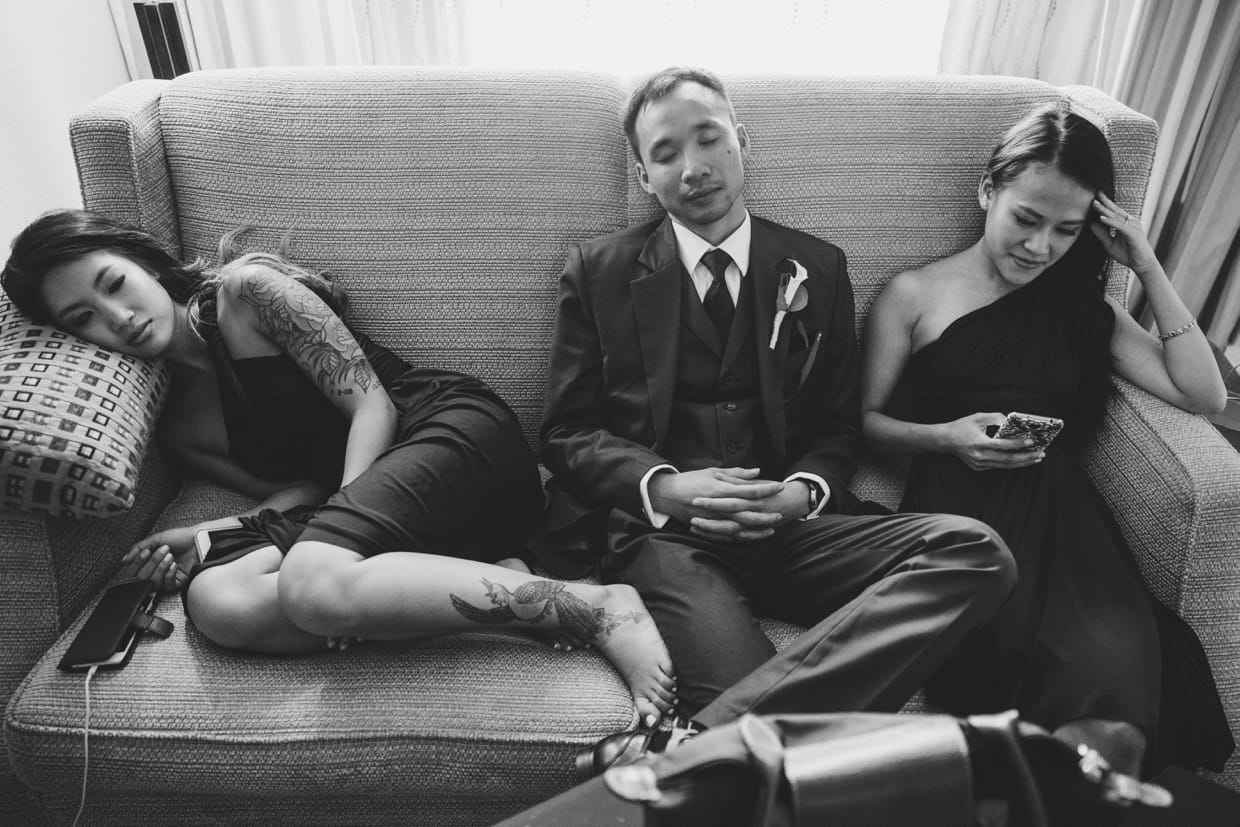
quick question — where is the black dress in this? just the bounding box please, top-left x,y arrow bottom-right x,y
898,266 -> 1232,772
191,327 -> 543,566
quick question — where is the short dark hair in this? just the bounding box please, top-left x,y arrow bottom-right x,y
623,67 -> 735,163
1,209 -> 199,324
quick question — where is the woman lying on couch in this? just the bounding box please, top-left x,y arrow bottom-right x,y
1,209 -> 677,727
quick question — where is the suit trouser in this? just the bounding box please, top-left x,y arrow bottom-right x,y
603,511 -> 1015,727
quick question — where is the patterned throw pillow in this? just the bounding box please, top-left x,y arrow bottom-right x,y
0,302 -> 169,518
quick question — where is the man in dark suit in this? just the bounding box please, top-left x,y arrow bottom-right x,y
538,67 -> 1016,764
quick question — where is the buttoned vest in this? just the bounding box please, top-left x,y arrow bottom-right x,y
664,268 -> 773,474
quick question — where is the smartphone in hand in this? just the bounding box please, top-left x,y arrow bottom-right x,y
992,412 -> 1065,449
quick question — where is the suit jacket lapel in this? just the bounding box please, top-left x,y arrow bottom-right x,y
632,218 -> 683,450
750,222 -> 789,469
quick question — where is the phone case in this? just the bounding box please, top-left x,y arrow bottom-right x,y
58,579 -> 162,671
995,412 -> 1065,449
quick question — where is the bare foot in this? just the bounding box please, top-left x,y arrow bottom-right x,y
497,557 -> 590,651
586,583 -> 677,728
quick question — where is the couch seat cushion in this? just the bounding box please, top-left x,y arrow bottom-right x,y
6,460 -> 912,824
5,592 -> 638,822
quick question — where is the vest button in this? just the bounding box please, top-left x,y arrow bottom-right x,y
726,442 -> 739,453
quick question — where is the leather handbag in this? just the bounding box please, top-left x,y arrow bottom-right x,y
601,710 -> 1172,827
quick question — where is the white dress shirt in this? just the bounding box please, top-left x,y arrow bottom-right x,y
639,212 -> 830,527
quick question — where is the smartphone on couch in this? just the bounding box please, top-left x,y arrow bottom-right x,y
58,580 -> 159,671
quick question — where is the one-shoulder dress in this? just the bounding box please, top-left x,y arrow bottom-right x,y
188,327 -> 543,572
898,266 -> 1232,772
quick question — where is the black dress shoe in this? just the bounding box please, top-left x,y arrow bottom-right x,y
575,717 -> 704,781
575,728 -> 658,781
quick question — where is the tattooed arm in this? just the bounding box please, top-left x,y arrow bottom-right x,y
216,262 -> 397,487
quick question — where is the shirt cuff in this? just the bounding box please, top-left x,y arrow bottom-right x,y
785,472 -> 830,520
640,464 -> 678,528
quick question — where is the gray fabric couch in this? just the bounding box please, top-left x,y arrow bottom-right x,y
4,67 -> 1238,826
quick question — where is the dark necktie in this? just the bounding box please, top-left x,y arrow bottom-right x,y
701,248 -> 735,345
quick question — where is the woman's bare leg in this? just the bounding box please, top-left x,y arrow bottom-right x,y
278,541 -> 678,725
1054,718 -> 1147,777
185,547 -> 328,655
495,557 -> 589,651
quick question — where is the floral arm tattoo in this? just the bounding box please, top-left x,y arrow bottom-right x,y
238,273 -> 380,397
450,579 -> 642,643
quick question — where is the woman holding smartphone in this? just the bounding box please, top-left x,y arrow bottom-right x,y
860,103 -> 1229,776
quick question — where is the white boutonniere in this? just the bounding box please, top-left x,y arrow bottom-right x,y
769,258 -> 809,350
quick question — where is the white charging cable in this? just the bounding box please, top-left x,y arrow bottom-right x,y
71,664 -> 100,827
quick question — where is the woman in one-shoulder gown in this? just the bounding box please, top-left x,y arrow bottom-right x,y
861,104 -> 1231,776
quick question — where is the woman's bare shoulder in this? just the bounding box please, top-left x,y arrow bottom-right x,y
877,256 -> 949,308
883,252 -> 973,304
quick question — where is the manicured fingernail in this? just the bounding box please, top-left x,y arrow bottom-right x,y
645,714 -> 657,728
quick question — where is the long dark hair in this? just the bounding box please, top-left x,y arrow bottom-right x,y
2,209 -> 346,338
985,103 -> 1118,438
2,210 -> 200,323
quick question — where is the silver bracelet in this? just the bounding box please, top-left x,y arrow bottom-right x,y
1158,317 -> 1198,342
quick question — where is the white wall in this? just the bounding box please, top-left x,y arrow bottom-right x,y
0,1 -> 132,247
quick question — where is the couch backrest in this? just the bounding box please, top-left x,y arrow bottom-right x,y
73,68 -> 1157,452
154,67 -> 631,438
628,75 -> 1156,327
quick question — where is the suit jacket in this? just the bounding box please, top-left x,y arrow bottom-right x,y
534,214 -> 861,576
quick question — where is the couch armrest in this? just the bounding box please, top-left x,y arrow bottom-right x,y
1082,377 -> 1240,778
1,449 -> 181,714
1,448 -> 181,818
70,79 -> 181,255
1,451 -> 182,697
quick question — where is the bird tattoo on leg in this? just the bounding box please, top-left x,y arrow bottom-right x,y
450,579 -> 642,643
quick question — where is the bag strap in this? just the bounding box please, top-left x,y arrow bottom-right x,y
966,711 -> 1049,827
738,716 -> 785,826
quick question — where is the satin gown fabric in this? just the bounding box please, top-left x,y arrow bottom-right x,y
898,265 -> 1232,772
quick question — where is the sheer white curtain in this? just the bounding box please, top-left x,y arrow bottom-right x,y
182,0 -> 464,68
453,0 -> 949,75
939,0 -> 1144,85
940,0 -> 1240,348
1116,2 -> 1240,346
178,0 -> 949,75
